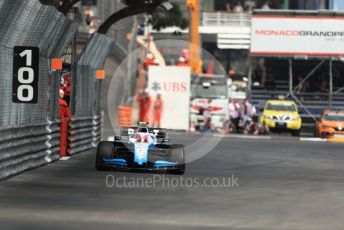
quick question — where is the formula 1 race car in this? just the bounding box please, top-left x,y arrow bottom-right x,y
95,122 -> 185,174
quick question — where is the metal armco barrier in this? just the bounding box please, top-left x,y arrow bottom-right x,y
67,116 -> 102,155
0,122 -> 60,178
0,0 -> 113,179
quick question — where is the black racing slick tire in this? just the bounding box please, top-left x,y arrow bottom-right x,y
156,131 -> 166,139
169,145 -> 185,175
95,141 -> 113,171
291,129 -> 301,137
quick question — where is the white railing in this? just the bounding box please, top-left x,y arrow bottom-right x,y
202,12 -> 251,27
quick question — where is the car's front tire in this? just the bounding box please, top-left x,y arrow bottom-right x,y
95,141 -> 114,171
291,129 -> 301,137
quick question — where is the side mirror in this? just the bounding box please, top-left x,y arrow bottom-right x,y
114,136 -> 121,141
260,108 -> 264,113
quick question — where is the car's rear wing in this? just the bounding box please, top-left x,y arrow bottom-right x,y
120,127 -> 166,138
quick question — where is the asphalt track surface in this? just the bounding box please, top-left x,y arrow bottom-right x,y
1,132 -> 344,230
2,55 -> 344,229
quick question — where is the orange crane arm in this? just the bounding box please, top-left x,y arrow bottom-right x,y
186,0 -> 202,74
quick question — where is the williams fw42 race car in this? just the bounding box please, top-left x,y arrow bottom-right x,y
95,123 -> 185,174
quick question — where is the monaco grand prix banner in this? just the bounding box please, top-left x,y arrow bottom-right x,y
250,15 -> 344,57
148,66 -> 191,130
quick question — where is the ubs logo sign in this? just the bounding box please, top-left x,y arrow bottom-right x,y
151,81 -> 187,93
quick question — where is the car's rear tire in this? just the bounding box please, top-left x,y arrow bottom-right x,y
120,128 -> 129,137
157,131 -> 166,139
95,141 -> 113,171
291,129 -> 301,137
169,145 -> 185,175
170,165 -> 185,175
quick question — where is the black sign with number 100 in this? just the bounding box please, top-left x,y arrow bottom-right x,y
12,46 -> 39,104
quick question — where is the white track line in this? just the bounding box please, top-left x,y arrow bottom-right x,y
213,133 -> 272,140
300,137 -> 328,142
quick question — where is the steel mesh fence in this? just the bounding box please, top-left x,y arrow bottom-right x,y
0,0 -> 114,179
0,1 -> 77,127
97,0 -> 132,58
0,0 -> 78,179
67,33 -> 113,156
74,33 -> 114,118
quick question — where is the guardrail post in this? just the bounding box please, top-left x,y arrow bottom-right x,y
92,115 -> 99,147
45,118 -> 53,162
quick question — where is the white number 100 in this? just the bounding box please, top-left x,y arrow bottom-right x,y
17,50 -> 34,102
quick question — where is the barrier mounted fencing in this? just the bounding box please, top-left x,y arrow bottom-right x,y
0,0 -> 113,179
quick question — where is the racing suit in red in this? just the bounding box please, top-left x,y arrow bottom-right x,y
153,98 -> 163,128
137,94 -> 152,123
